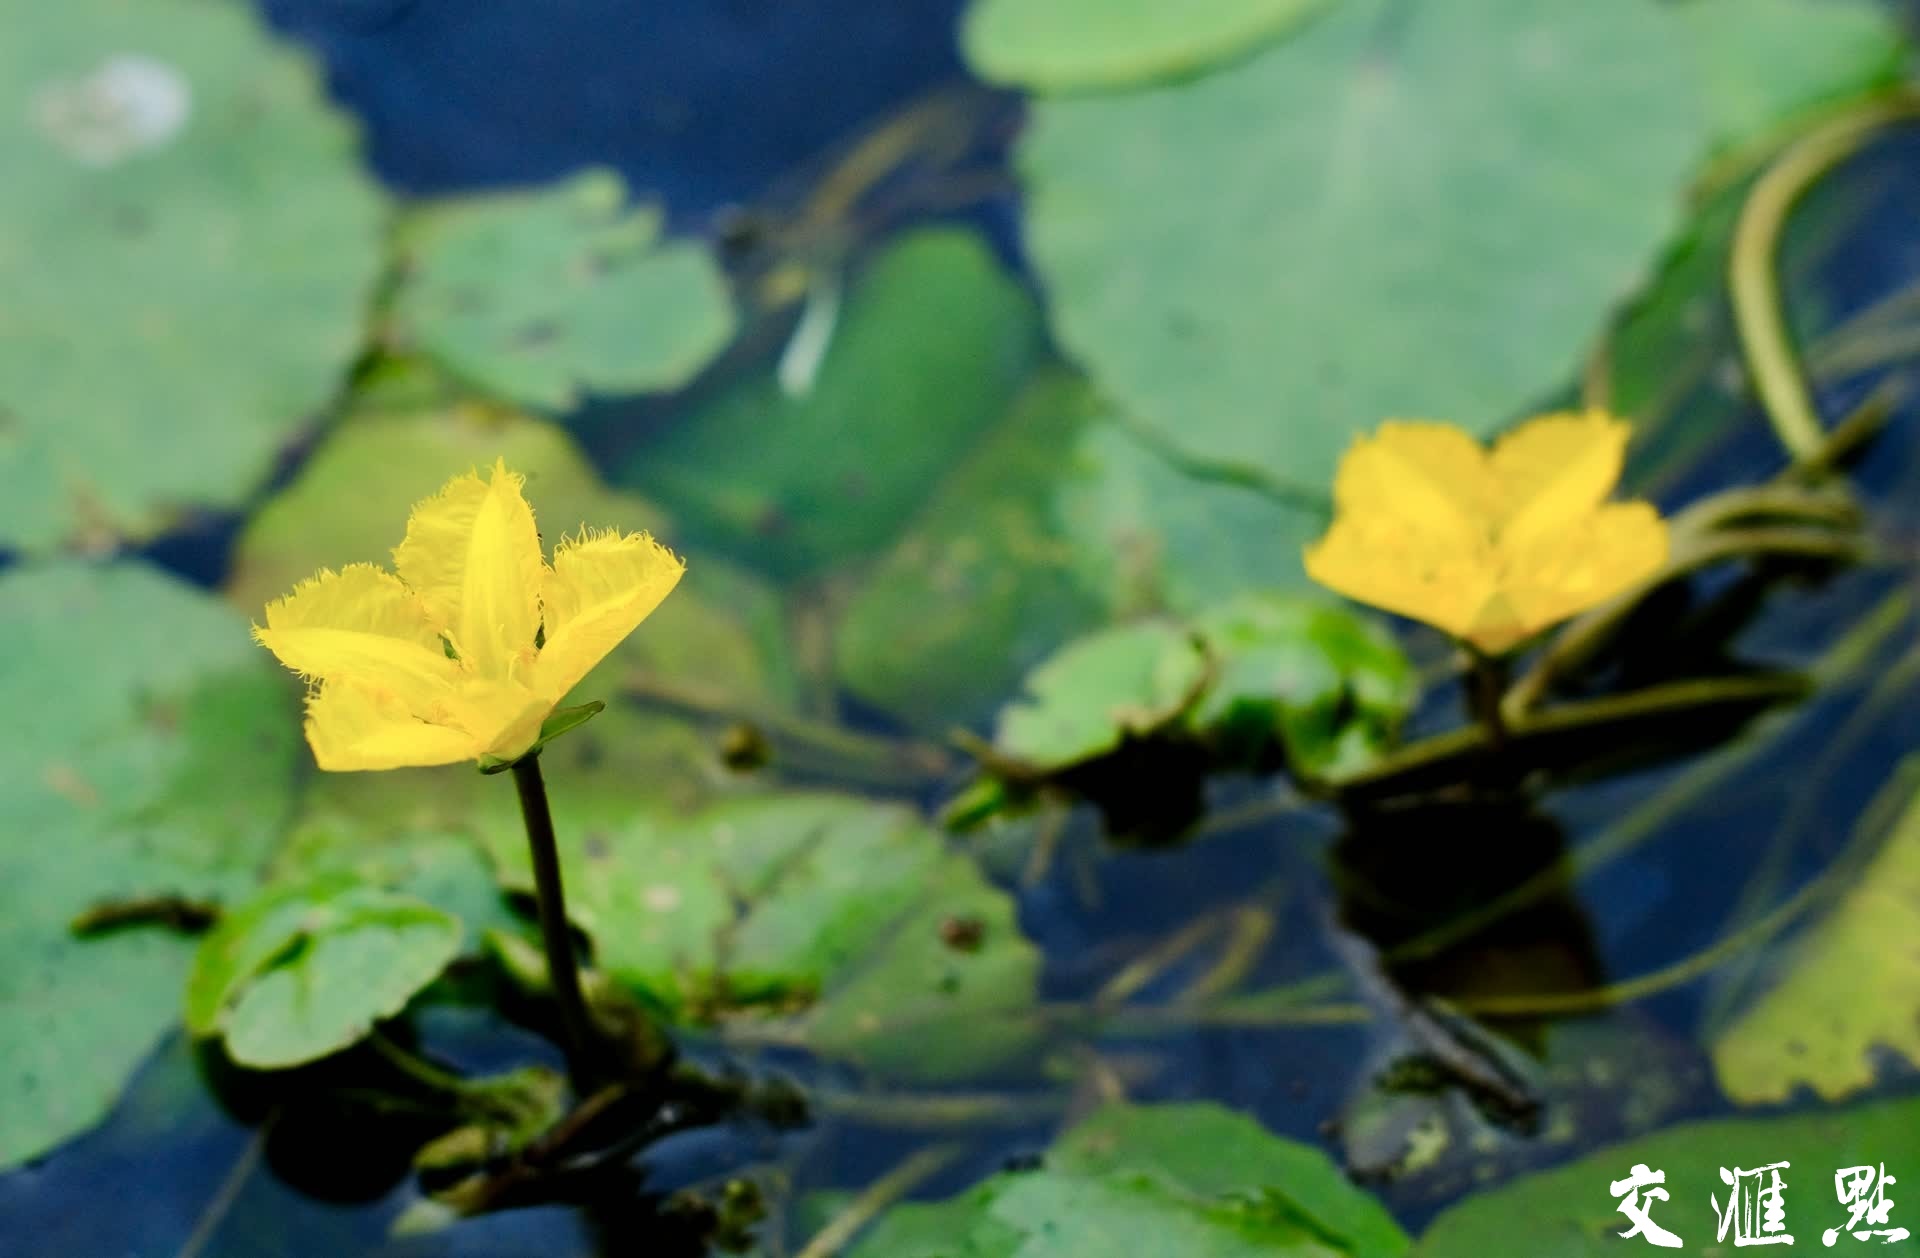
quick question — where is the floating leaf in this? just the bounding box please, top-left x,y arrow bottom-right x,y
1417,1090 -> 1920,1255
1056,420 -> 1328,615
268,819 -> 518,959
962,0 -> 1328,92
995,621 -> 1210,772
1186,592 -> 1416,777
0,562 -> 298,1168
389,169 -> 736,410
1017,0 -> 1902,499
186,878 -> 462,1069
834,369 -> 1109,730
1681,0 -> 1905,156
0,0 -> 384,552
842,1103 -> 1410,1258
485,791 -> 1042,1080
1712,763 -> 1920,1103
626,228 -> 1044,578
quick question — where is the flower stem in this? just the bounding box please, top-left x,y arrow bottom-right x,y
1466,649 -> 1509,753
509,752 -> 599,1089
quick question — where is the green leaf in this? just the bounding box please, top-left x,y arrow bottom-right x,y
186,878 -> 462,1070
477,702 -> 605,773
625,228 -> 1045,578
0,0 -> 384,552
834,369 -> 1110,731
1712,760 -> 1920,1103
1016,0 -> 1901,499
1055,421 -> 1329,614
389,169 -> 736,410
1416,1091 -> 1920,1255
842,1103 -> 1410,1258
1186,592 -> 1416,778
267,820 -> 519,959
1681,0 -> 1906,157
0,561 -> 299,1168
484,791 -> 1042,1081
962,0 -> 1329,92
225,404 -> 796,712
995,621 -> 1210,772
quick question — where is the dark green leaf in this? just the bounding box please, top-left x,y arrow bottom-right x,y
625,228 -> 1045,578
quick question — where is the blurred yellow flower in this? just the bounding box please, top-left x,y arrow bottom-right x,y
1303,411 -> 1668,655
254,458 -> 683,771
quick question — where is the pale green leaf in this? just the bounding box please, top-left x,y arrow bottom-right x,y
962,0 -> 1330,92
390,169 -> 736,410
0,0 -> 384,552
1713,766 -> 1920,1103
0,562 -> 299,1168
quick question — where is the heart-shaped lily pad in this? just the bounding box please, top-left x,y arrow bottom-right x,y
388,169 -> 736,410
839,1103 -> 1411,1258
1016,0 -> 1903,499
995,621 -> 1211,772
0,561 -> 299,1168
185,876 -> 463,1070
484,790 -> 1042,1081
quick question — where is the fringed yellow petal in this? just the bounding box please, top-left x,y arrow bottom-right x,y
1305,411 -> 1669,655
1331,421 -> 1500,544
1498,501 -> 1670,645
1303,514 -> 1497,643
252,564 -> 462,713
303,681 -> 479,772
449,676 -> 553,762
535,527 -> 686,703
1493,410 -> 1630,546
392,457 -> 543,682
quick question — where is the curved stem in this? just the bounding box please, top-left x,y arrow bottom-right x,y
794,1144 -> 967,1258
1731,92 -> 1920,463
510,753 -> 600,1090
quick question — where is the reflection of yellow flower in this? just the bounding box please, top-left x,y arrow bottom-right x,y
1303,411 -> 1668,655
254,458 -> 683,771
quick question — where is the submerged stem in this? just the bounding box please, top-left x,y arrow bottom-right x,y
1467,649 -> 1510,753
510,753 -> 600,1089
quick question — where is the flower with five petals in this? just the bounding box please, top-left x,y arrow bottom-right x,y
253,458 -> 684,770
1303,411 -> 1669,655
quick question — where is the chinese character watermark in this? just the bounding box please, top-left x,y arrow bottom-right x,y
1825,1164 -> 1910,1246
1713,1162 -> 1794,1246
1612,1163 -> 1684,1248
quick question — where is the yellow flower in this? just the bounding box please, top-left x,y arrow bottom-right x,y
253,458 -> 684,771
1303,411 -> 1668,655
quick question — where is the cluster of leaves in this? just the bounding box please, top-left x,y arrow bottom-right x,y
949,596 -> 1416,833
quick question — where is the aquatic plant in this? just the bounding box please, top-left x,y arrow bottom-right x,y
252,457 -> 684,1081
